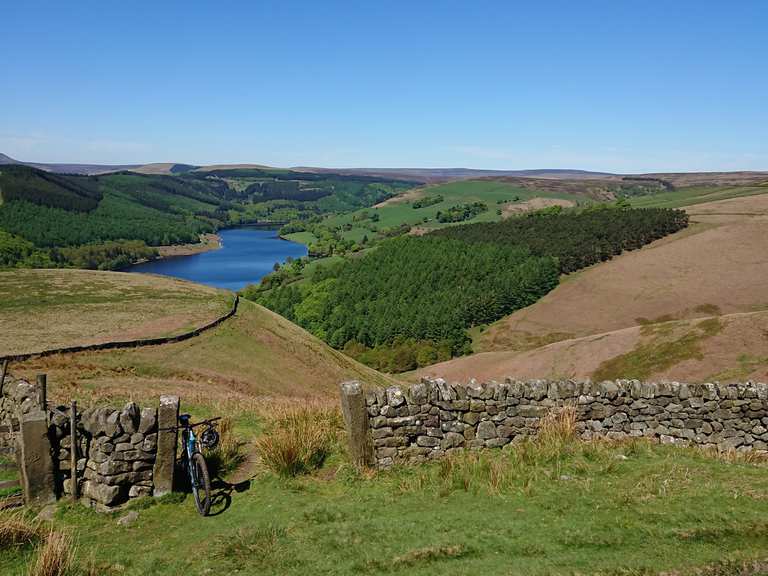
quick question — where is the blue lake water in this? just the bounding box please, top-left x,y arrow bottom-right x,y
128,228 -> 308,291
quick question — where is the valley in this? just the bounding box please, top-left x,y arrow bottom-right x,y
2,157 -> 768,576
4,6 -> 768,575
418,193 -> 768,383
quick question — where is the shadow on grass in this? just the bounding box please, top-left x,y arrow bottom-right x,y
173,462 -> 251,517
208,476 -> 251,517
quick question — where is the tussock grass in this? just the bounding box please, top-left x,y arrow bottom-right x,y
255,404 -> 342,477
0,511 -> 43,549
206,417 -> 248,476
27,529 -> 73,576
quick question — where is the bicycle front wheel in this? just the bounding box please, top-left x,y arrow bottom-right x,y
190,452 -> 212,516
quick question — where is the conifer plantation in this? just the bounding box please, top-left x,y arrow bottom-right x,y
250,207 -> 689,371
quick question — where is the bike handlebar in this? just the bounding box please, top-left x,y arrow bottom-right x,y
161,416 -> 222,433
188,417 -> 221,429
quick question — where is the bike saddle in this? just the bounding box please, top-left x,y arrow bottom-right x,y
178,413 -> 191,424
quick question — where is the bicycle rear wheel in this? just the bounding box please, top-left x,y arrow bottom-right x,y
190,452 -> 212,516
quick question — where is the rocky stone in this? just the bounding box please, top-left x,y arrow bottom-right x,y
119,402 -> 139,434
117,511 -> 139,526
476,421 -> 497,440
83,481 -> 122,506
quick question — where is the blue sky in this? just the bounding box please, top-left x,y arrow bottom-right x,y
2,1 -> 766,172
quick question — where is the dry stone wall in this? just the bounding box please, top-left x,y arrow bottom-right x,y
50,403 -> 158,507
349,378 -> 768,468
1,374 -> 164,509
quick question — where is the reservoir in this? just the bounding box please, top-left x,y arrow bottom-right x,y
128,227 -> 308,291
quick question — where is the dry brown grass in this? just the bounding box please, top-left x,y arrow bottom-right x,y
0,511 -> 43,549
0,269 -> 231,356
418,194 -> 768,384
12,299 -> 395,408
255,404 -> 343,477
27,529 -> 73,576
537,404 -> 577,448
207,417 -> 248,476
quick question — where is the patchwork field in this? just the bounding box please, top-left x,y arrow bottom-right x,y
302,179 -> 584,244
418,192 -> 768,384
0,269 -> 233,357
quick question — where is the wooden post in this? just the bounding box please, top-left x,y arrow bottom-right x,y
70,401 -> 78,500
0,359 -> 8,395
35,374 -> 47,410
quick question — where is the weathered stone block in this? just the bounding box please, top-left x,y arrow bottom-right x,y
477,421 -> 497,440
416,436 -> 440,447
441,432 -> 465,449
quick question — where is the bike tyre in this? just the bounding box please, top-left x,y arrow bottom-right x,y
191,452 -> 212,516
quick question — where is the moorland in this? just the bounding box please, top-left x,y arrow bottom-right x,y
2,155 -> 768,575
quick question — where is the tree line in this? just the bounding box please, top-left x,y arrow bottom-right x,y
434,206 -> 689,273
248,206 -> 688,371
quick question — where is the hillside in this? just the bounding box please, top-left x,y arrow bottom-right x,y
0,163 -> 413,269
293,166 -> 618,183
0,165 -> 225,248
0,269 -> 232,356
416,192 -> 768,383
5,269 -> 395,402
0,152 -> 140,175
287,179 -> 586,248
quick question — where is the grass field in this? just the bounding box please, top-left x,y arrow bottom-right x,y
9,293 -> 396,405
0,270 -> 233,357
628,184 -> 768,209
0,455 -> 20,499
3,438 -> 768,575
281,230 -> 319,245
317,180 -> 583,244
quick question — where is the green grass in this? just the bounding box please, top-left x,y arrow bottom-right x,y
282,231 -> 319,245
323,180 -> 583,243
4,441 -> 768,575
628,185 -> 768,209
0,269 -> 233,356
0,455 -> 20,499
592,317 -> 724,382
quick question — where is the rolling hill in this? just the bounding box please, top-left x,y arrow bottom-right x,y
4,269 -> 395,404
0,152 -> 141,175
416,192 -> 768,384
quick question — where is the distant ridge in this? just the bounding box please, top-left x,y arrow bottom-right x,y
2,153 -> 766,185
0,152 -> 141,175
292,166 -> 618,183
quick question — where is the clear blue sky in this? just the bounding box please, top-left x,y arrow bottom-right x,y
2,1 -> 766,172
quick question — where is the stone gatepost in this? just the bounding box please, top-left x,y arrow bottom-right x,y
18,409 -> 56,505
153,395 -> 179,497
339,381 -> 374,467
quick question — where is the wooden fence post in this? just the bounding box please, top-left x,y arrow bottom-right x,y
0,359 -> 8,395
35,374 -> 47,410
339,381 -> 374,467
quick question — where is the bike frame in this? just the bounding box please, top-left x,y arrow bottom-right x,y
181,425 -> 201,487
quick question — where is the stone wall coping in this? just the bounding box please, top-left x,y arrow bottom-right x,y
364,378 -> 768,406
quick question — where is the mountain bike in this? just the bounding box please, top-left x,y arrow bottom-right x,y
178,414 -> 220,516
